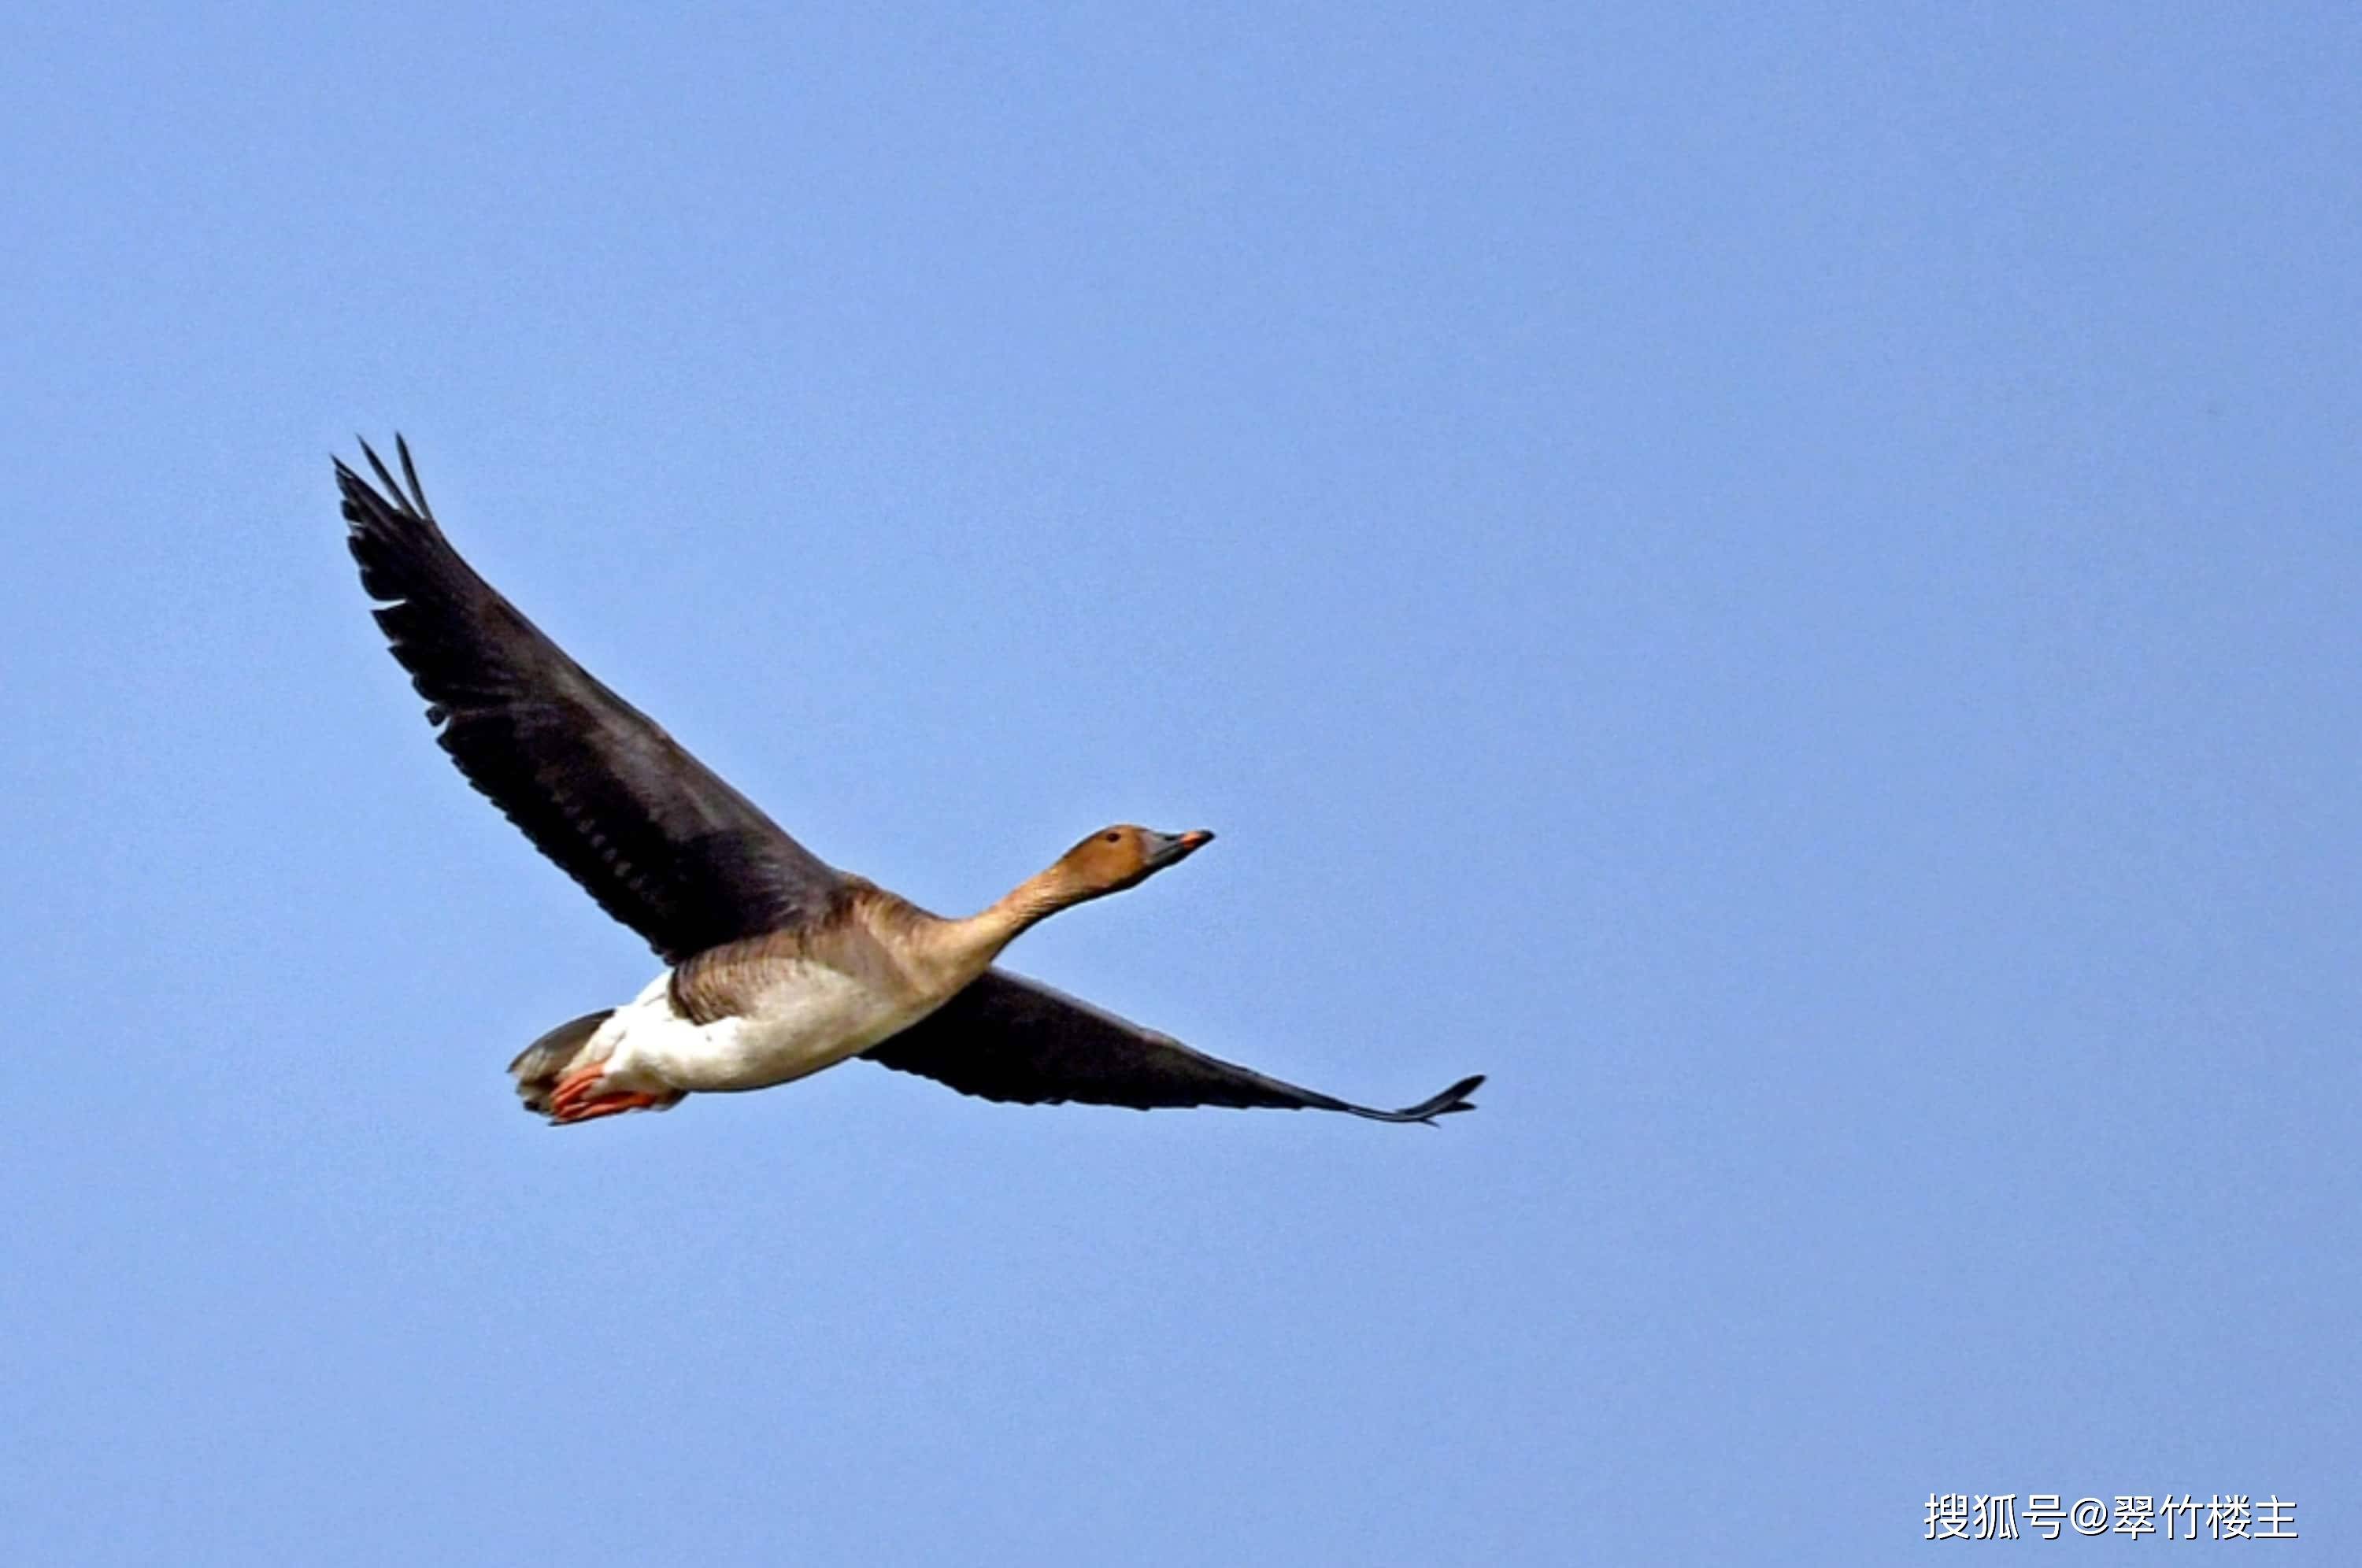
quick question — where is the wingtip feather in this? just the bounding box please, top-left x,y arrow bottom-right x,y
360,437 -> 404,508
1390,1071 -> 1485,1125
396,432 -> 430,516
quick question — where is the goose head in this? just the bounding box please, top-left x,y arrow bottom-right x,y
1051,824 -> 1215,904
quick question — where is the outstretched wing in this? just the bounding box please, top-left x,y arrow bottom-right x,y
864,969 -> 1483,1123
339,437 -> 842,962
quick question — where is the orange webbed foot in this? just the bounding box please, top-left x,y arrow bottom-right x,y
546,1063 -> 673,1125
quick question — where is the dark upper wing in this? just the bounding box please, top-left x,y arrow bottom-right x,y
339,437 -> 842,962
864,969 -> 1483,1124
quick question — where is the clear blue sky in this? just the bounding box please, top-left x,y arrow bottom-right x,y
2,5 -> 2355,1562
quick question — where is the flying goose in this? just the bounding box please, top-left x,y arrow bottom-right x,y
338,439 -> 1483,1128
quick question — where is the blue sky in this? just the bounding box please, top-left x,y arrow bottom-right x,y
2,4 -> 2356,1562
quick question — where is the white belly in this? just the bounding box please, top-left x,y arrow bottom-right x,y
595,963 -> 939,1095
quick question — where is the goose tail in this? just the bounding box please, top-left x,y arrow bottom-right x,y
508,1010 -> 616,1115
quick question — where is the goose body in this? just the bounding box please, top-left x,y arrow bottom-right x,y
534,871 -> 1174,1107
338,438 -> 1483,1128
561,960 -> 901,1107
573,934 -> 926,1102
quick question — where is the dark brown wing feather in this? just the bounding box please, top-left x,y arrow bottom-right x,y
864,969 -> 1483,1124
339,437 -> 842,962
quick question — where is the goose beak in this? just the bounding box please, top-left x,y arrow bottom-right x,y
1148,828 -> 1216,870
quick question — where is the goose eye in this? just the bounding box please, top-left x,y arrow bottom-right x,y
1103,831 -> 1121,843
